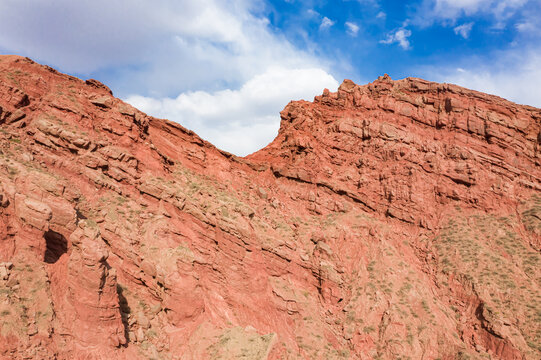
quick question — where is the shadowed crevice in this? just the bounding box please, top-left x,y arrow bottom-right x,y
117,284 -> 131,344
44,230 -> 67,264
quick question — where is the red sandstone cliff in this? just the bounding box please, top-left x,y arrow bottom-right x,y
0,56 -> 539,359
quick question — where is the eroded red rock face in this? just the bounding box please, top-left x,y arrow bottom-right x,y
0,56 -> 539,359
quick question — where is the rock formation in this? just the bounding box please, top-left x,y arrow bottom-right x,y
0,55 -> 539,359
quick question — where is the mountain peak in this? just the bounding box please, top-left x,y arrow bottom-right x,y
1,57 -> 540,359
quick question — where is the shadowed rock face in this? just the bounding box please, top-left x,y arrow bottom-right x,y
0,56 -> 539,360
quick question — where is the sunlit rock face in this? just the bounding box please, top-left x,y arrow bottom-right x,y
0,55 -> 539,359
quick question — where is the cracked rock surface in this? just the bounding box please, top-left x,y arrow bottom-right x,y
0,56 -> 540,359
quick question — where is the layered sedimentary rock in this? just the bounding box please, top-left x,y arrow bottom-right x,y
0,56 -> 539,359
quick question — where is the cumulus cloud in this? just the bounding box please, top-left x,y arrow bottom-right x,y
320,17 -> 336,30
0,0 -> 340,155
0,1 -> 252,77
454,22 -> 474,38
427,47 -> 541,107
380,28 -> 412,49
126,67 -> 339,156
0,0 -> 335,97
345,22 -> 360,37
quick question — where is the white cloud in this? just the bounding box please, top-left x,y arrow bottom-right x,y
0,0 -> 341,156
514,5 -> 541,34
307,9 -> 320,18
0,0 -> 335,97
416,0 -> 529,25
434,0 -> 492,16
376,11 -> 387,19
320,17 -> 335,30
126,67 -> 339,156
454,22 -> 474,38
428,47 -> 541,107
380,29 -> 412,50
516,21 -> 536,32
345,22 -> 360,37
0,0 -> 248,75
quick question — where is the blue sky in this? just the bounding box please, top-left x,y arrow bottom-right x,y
0,0 -> 540,155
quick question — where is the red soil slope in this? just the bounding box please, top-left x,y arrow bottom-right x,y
0,56 -> 539,359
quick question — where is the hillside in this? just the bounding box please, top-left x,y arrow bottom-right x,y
0,55 -> 539,359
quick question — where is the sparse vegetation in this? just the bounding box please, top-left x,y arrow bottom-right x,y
434,209 -> 540,351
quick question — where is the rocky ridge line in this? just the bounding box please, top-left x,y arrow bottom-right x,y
0,56 -> 539,359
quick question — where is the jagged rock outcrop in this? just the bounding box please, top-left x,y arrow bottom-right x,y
254,75 -> 540,228
50,224 -> 126,358
0,56 -> 539,359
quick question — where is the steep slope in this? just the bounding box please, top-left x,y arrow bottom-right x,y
0,56 -> 539,359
